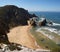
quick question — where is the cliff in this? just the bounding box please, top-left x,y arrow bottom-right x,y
0,5 -> 31,44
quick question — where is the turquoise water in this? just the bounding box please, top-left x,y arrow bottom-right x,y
29,11 -> 60,30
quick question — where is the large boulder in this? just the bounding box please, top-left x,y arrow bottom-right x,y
39,18 -> 47,26
31,13 -> 37,17
30,20 -> 37,27
29,13 -> 38,18
30,17 -> 38,27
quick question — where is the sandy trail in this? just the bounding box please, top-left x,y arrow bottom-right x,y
7,24 -> 40,49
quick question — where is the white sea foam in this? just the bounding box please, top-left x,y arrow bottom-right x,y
36,26 -> 60,44
53,23 -> 60,26
36,27 -> 60,36
39,18 -> 46,22
46,22 -> 60,26
36,27 -> 55,40
45,27 -> 60,35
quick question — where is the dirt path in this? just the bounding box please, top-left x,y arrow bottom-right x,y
7,24 -> 40,49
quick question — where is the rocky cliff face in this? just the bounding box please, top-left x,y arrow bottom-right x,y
0,5 -> 31,27
0,5 -> 31,44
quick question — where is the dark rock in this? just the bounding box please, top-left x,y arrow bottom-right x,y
31,20 -> 37,27
0,43 -> 50,52
0,19 -> 10,44
0,5 -> 31,44
16,47 -> 22,50
29,13 -> 38,18
30,18 -> 37,27
48,21 -> 53,25
39,18 -> 47,26
7,43 -> 22,51
0,5 -> 31,27
31,13 -> 37,17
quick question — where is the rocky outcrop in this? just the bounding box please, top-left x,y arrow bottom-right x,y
30,17 -> 38,27
30,20 -> 37,27
39,18 -> 47,26
31,13 -> 37,17
0,5 -> 31,44
38,18 -> 53,26
0,5 -> 31,27
0,18 -> 10,44
0,43 -> 50,52
47,21 -> 53,26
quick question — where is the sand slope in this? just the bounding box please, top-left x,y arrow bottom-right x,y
7,24 -> 40,49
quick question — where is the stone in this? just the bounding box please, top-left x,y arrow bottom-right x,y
39,18 -> 47,26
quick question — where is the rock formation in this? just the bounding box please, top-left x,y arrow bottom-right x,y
30,17 -> 38,27
31,13 -> 37,17
0,43 -> 50,52
39,18 -> 47,26
0,5 -> 31,44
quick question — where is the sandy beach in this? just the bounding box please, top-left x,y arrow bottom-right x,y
7,22 -> 40,49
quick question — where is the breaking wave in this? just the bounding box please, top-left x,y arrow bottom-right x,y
53,23 -> 60,26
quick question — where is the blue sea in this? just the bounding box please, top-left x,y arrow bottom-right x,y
29,11 -> 60,44
29,11 -> 60,30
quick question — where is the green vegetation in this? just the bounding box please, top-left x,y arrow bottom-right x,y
30,27 -> 60,50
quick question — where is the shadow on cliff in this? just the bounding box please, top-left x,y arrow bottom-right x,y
0,5 -> 33,44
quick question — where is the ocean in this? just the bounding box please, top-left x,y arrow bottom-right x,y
29,11 -> 60,38
29,11 -> 60,30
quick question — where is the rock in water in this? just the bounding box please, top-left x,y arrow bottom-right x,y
39,18 -> 47,26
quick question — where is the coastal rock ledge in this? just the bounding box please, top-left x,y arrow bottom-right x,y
0,43 -> 50,52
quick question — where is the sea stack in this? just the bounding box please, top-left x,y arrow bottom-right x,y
38,18 -> 47,26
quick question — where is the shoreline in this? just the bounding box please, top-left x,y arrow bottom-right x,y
36,27 -> 60,44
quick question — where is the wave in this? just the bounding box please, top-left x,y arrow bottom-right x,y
53,23 -> 60,26
36,27 -> 55,40
46,22 -> 60,26
36,27 -> 60,36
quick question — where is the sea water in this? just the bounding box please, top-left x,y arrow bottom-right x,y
29,11 -> 60,43
30,11 -> 60,29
